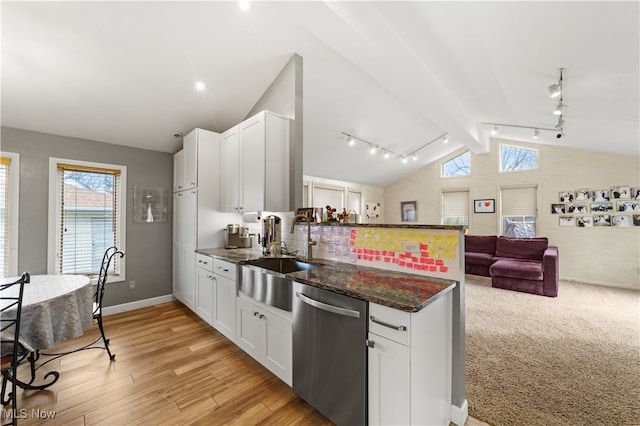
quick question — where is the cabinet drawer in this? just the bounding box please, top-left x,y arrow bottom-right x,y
213,258 -> 237,281
369,303 -> 410,346
195,253 -> 214,272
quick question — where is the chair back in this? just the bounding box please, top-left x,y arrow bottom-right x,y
95,247 -> 125,312
1,272 -> 30,370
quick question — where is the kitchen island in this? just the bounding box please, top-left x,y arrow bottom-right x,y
196,244 -> 458,425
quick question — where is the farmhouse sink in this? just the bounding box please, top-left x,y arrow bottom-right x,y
239,258 -> 315,312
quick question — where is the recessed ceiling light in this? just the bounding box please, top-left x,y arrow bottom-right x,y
194,81 -> 206,92
238,0 -> 250,12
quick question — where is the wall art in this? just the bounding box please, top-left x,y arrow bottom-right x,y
567,203 -> 588,214
366,202 -> 381,219
551,204 -> 565,214
633,215 -> 640,226
559,191 -> 574,202
400,201 -> 417,222
617,200 -> 640,213
474,199 -> 495,213
592,190 -> 610,202
559,215 -> 575,226
632,188 -> 640,200
575,189 -> 592,201
133,186 -> 168,223
593,214 -> 611,226
576,216 -> 593,227
611,186 -> 631,199
591,203 -> 613,212
612,215 -> 632,227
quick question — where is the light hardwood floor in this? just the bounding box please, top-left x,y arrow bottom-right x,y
6,301 -> 487,426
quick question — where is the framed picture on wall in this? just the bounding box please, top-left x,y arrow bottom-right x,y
400,201 -> 417,222
593,214 -> 611,226
575,189 -> 592,201
559,215 -> 575,226
577,216 -> 593,227
559,191 -> 574,202
612,215 -> 632,227
611,186 -> 631,199
551,204 -> 565,214
592,190 -> 610,202
474,199 -> 495,213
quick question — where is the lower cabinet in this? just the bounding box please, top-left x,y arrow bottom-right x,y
236,295 -> 292,386
368,293 -> 453,426
194,255 -> 236,343
212,258 -> 237,342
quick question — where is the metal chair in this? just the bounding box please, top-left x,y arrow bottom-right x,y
1,272 -> 31,425
94,246 -> 125,361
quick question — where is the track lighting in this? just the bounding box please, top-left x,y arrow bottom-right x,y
491,126 -> 498,135
553,101 -> 564,116
532,129 -> 540,139
548,68 -> 563,98
482,122 -> 565,138
555,117 -> 565,129
341,131 -> 448,165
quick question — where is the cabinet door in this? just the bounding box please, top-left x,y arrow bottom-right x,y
183,130 -> 198,190
239,114 -> 265,212
172,193 -> 183,300
196,267 -> 214,325
263,310 -> 292,386
220,126 -> 240,212
368,334 -> 410,426
236,297 -> 264,361
213,274 -> 236,342
173,149 -> 185,192
181,189 -> 198,310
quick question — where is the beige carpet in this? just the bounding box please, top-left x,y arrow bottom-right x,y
465,275 -> 640,426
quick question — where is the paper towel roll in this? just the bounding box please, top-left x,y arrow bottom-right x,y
242,212 -> 262,223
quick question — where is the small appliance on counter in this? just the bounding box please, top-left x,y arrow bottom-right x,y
225,224 -> 252,249
260,215 -> 281,255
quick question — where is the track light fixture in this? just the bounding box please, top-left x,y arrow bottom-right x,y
553,101 -> 564,116
548,68 -> 563,98
342,131 -> 448,164
533,129 -> 540,139
491,125 -> 498,135
482,122 -> 564,138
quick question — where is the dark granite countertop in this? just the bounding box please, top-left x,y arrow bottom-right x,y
196,247 -> 457,313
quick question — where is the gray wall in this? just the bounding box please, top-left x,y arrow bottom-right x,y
1,126 -> 173,306
246,53 -> 304,210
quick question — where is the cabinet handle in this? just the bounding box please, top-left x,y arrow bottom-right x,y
253,311 -> 260,317
217,266 -> 229,272
178,185 -> 182,189
366,339 -> 375,348
259,314 -> 265,320
190,181 -> 196,185
370,315 -> 407,331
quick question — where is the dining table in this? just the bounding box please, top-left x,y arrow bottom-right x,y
0,273 -> 94,391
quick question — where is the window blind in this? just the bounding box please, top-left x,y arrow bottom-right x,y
501,186 -> 537,216
313,186 -> 344,211
0,157 -> 11,277
347,190 -> 361,214
442,190 -> 469,218
57,163 -> 120,275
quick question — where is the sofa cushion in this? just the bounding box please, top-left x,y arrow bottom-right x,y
490,259 -> 544,281
495,237 -> 548,261
465,252 -> 494,267
465,235 -> 497,254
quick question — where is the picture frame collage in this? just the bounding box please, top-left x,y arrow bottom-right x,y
552,187 -> 640,228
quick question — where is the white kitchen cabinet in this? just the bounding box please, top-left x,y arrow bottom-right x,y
173,132 -> 198,192
173,189 -> 197,310
236,295 -> 292,386
368,293 -> 453,426
173,128 -> 228,311
220,110 -> 291,213
195,253 -> 214,324
212,258 -> 237,342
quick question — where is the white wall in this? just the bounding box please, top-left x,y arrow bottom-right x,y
384,138 -> 640,289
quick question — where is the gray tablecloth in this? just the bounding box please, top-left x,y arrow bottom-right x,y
1,274 -> 93,350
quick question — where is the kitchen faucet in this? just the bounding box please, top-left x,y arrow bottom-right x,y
289,214 -> 316,259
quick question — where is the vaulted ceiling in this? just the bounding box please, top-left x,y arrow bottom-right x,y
2,1 -> 638,186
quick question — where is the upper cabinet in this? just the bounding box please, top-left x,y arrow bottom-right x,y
173,131 -> 198,192
220,111 -> 291,213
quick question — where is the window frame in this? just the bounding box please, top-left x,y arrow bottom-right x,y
1,152 -> 20,277
498,143 -> 540,173
441,151 -> 471,178
47,158 -> 127,283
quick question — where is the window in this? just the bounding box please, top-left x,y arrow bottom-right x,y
442,151 -> 470,178
312,185 -> 344,212
442,190 -> 469,226
48,159 -> 126,281
500,144 -> 539,172
347,190 -> 362,216
501,186 -> 537,238
0,153 -> 19,278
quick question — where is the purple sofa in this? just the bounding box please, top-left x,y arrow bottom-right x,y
465,235 -> 559,297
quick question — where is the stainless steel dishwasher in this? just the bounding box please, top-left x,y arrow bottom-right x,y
292,281 -> 368,425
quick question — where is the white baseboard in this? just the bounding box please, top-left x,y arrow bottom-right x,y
450,399 -> 468,426
102,294 -> 176,316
